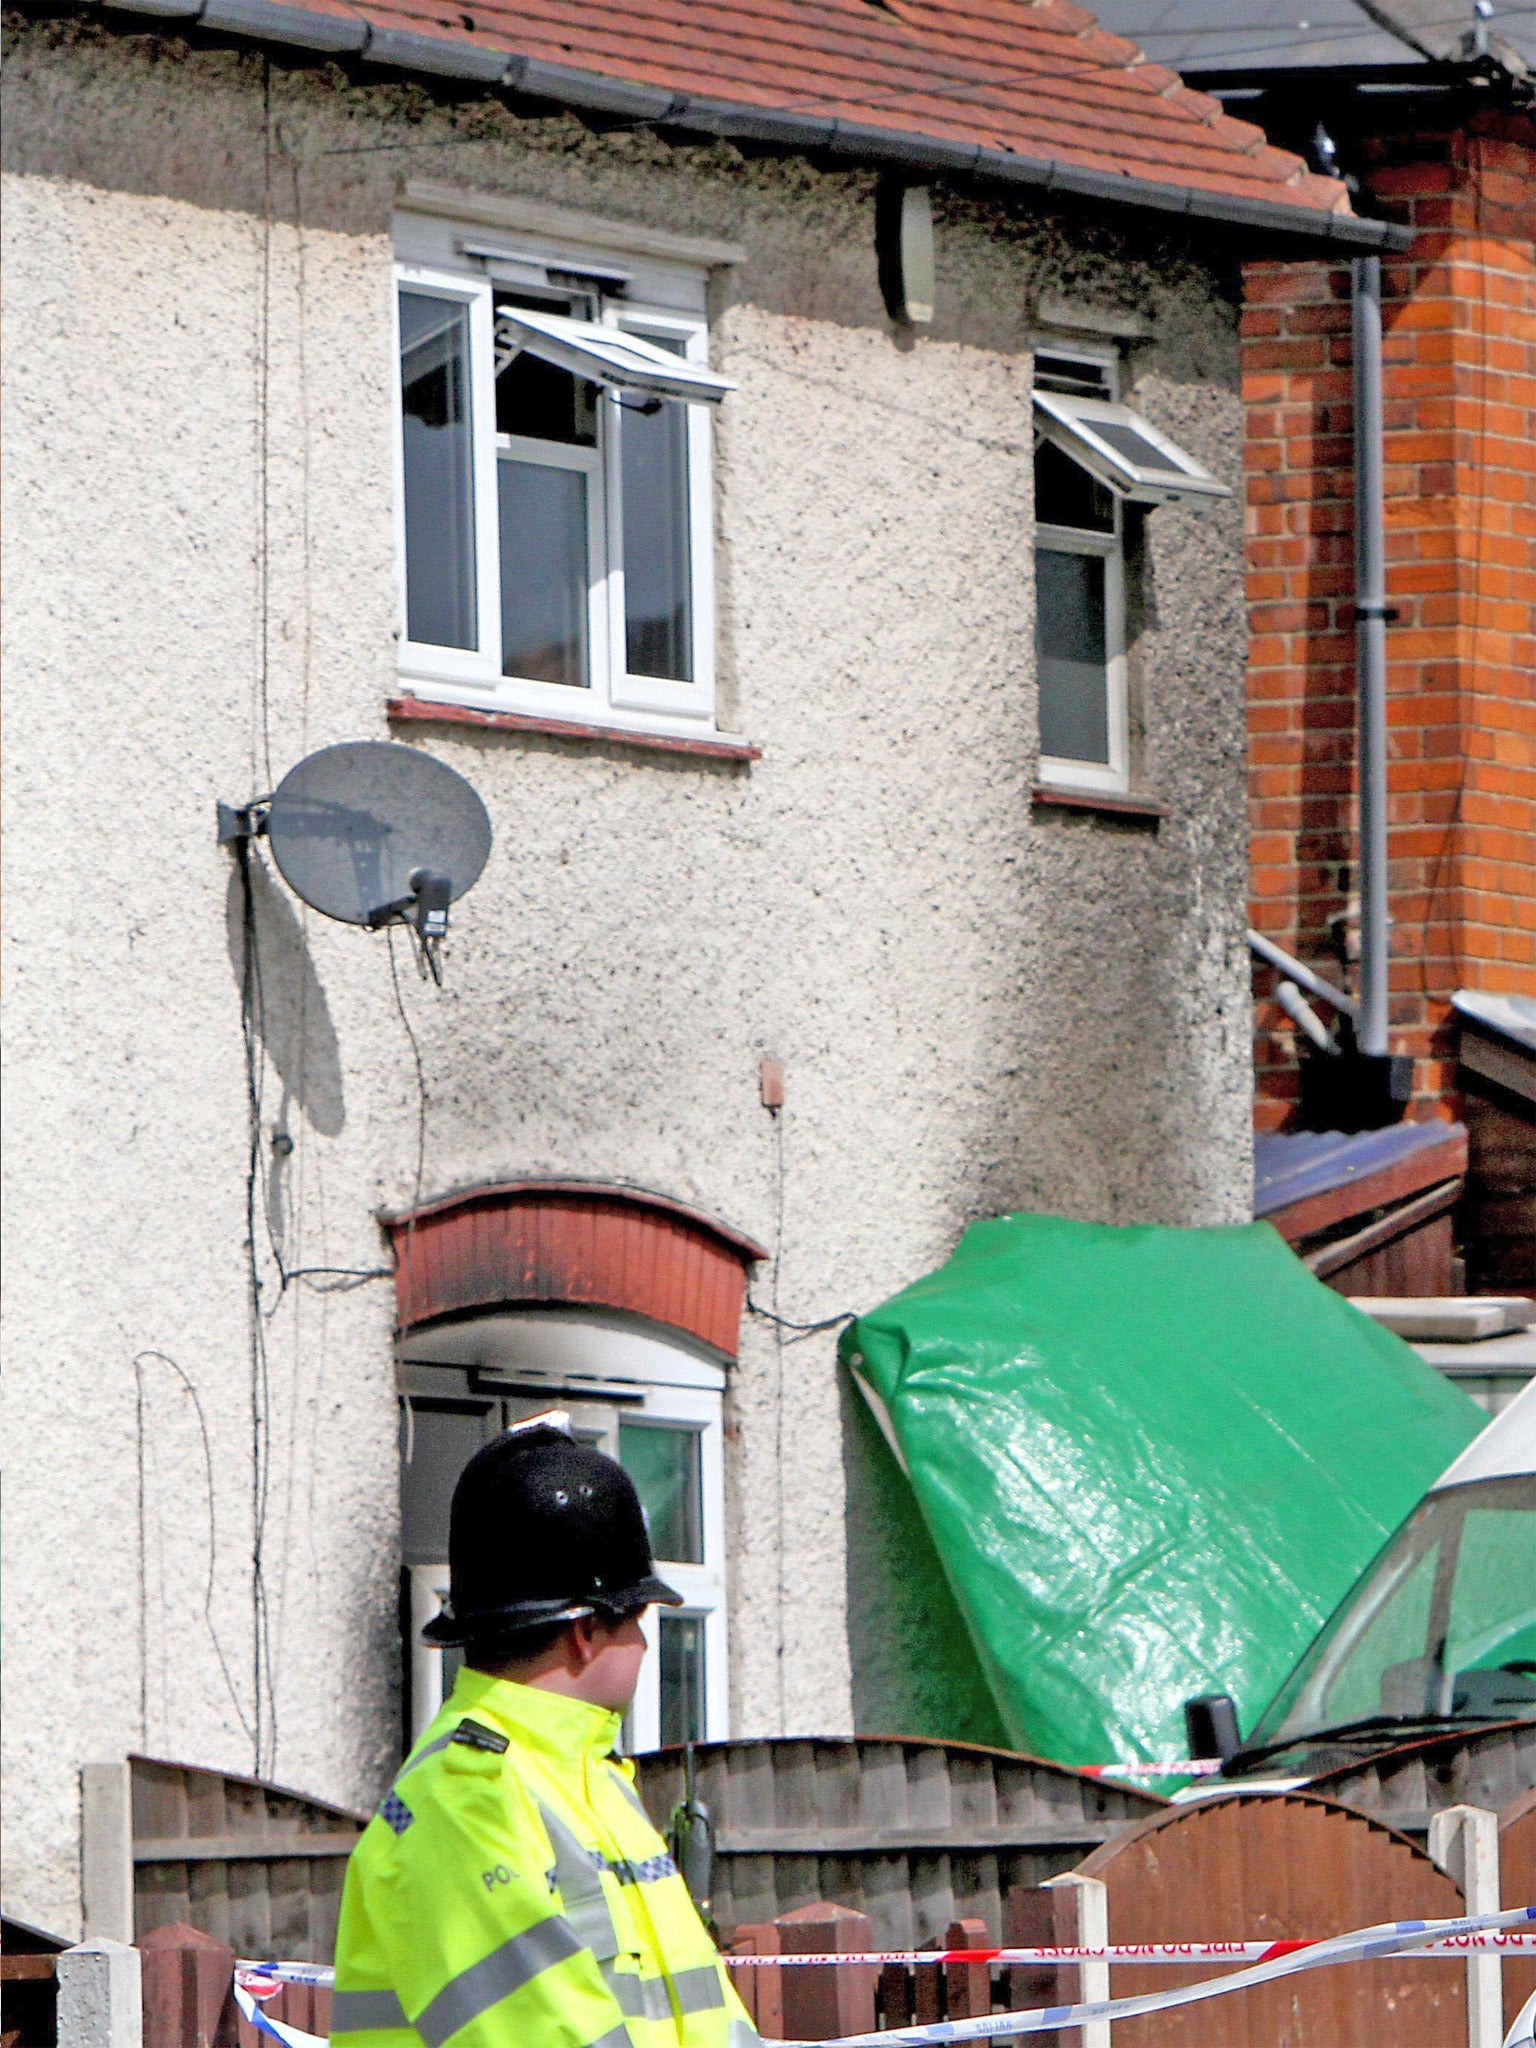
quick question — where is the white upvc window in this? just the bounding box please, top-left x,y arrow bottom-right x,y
393,255 -> 729,737
1031,349 -> 1228,795
1033,351 -> 1129,793
400,1314 -> 728,1753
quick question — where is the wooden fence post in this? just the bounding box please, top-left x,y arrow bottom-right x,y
1043,1874 -> 1110,2048
1429,1804 -> 1503,2048
944,1918 -> 991,2021
723,1923 -> 784,2041
774,1902 -> 876,2042
136,1925 -> 235,2048
1006,1885 -> 1065,2043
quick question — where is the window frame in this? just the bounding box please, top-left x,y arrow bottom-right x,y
1032,345 -> 1130,795
1033,506 -> 1129,795
604,307 -> 718,721
392,259 -> 720,738
619,1378 -> 728,1754
393,268 -> 504,690
1033,388 -> 1229,505
399,1319 -> 729,1753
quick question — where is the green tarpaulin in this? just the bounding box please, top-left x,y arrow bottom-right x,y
842,1212 -> 1484,1771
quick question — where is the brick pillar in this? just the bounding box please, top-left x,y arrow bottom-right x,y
1243,108 -> 1536,1130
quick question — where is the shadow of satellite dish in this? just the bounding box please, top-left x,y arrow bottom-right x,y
219,741 -> 492,983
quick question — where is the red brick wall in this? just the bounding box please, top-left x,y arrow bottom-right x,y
1244,110 -> 1536,1131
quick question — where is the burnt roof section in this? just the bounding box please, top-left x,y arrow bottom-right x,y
85,0 -> 1412,247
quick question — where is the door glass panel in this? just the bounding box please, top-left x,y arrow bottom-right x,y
400,1399 -> 497,1565
620,1422 -> 703,1563
498,460 -> 590,686
1036,548 -> 1109,763
620,351 -> 692,682
659,1613 -> 706,1747
399,292 -> 477,650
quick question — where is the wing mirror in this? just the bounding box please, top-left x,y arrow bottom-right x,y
1184,1692 -> 1241,1765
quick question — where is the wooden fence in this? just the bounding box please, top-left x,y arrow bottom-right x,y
633,1736 -> 1164,1941
79,1739 -> 1535,2048
130,1757 -> 362,1963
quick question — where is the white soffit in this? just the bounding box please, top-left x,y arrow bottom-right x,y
494,305 -> 736,405
1034,389 -> 1230,504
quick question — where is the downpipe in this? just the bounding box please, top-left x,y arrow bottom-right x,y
1292,256 -> 1411,1130
1353,254 -> 1390,1062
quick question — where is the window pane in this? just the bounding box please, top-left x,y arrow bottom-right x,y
1319,1536 -> 1441,1724
1035,440 -> 1115,533
1036,549 -> 1109,763
619,1423 -> 703,1563
659,1613 -> 707,1747
498,459 -> 589,687
1444,1504 -> 1536,1712
399,292 -> 477,649
621,394 -> 693,682
1035,354 -> 1113,400
1090,419 -> 1180,472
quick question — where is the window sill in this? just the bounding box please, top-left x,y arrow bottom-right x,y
1031,783 -> 1168,822
388,696 -> 761,764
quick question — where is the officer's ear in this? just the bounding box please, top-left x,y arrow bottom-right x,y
567,1614 -> 602,1668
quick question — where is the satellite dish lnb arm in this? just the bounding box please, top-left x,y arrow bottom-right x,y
364,869 -> 453,940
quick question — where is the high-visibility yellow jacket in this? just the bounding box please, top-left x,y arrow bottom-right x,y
333,1668 -> 760,2048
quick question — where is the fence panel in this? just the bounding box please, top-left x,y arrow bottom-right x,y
1072,1790 -> 1467,2047
130,1759 -> 362,1965
637,1737 -> 1162,1943
1504,1786 -> 1536,2031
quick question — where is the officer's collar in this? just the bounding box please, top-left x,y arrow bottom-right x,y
447,1665 -> 625,1762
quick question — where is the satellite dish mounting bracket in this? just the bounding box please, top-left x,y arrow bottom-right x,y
216,799 -> 271,845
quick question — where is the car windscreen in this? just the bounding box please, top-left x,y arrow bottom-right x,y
1244,1473 -> 1536,1750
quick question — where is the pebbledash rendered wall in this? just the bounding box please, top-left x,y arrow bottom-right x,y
1,15 -> 1253,1936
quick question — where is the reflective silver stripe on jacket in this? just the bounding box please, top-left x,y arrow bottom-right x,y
607,1771 -> 653,1823
729,2020 -> 765,2048
667,1964 -> 729,2016
396,1730 -> 459,1779
539,1804 -> 621,1963
413,1916 -> 586,2048
331,1990 -> 413,2034
604,1965 -> 725,2024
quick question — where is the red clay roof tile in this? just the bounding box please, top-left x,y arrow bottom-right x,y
223,0 -> 1359,218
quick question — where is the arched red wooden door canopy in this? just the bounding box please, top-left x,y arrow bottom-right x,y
382,1181 -> 768,1362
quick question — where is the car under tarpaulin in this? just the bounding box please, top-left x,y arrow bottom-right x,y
841,1211 -> 1485,1772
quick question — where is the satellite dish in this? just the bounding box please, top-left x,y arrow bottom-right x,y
220,742 -> 492,982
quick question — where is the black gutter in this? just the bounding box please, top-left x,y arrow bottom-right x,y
95,0 -> 1416,250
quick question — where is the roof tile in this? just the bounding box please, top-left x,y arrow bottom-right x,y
223,0 -> 1356,216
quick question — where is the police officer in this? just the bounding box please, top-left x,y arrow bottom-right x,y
335,1422 -> 761,2048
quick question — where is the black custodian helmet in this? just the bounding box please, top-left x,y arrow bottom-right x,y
421,1422 -> 682,1648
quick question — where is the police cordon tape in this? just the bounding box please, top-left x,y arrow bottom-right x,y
233,1904 -> 1536,2048
237,1925 -> 1536,1978
1077,1759 -> 1223,1780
